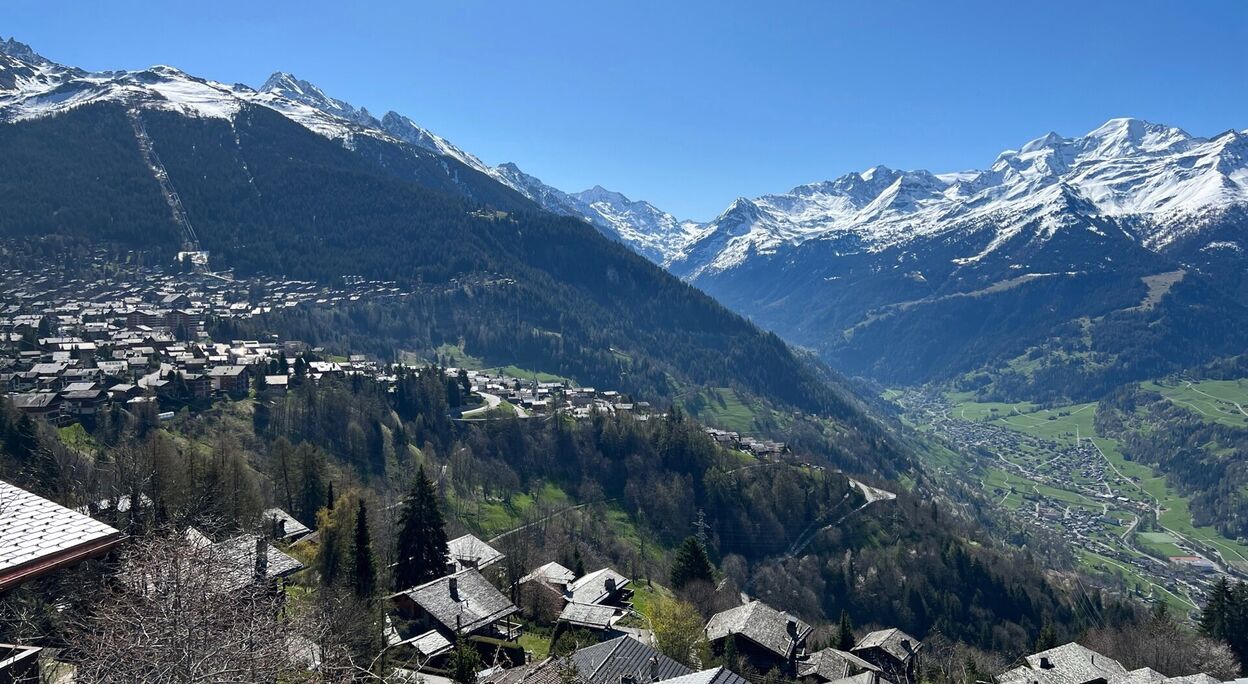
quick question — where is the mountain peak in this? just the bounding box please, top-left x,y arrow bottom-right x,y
1080,117 -> 1191,157
0,37 -> 51,65
575,185 -> 632,206
259,71 -> 375,126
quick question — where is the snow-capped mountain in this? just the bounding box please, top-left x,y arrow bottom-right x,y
668,118 -> 1248,279
0,37 -> 695,257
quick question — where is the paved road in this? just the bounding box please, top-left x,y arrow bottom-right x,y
460,391 -> 502,418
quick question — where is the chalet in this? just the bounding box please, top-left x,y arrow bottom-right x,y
208,535 -> 305,593
264,508 -> 312,542
391,568 -> 521,641
61,387 -> 107,416
706,600 -> 812,676
520,561 -> 576,591
0,479 -> 126,592
447,533 -> 505,573
514,635 -> 692,684
9,392 -> 62,420
567,567 -> 633,608
851,629 -> 921,684
798,648 -> 881,684
206,365 -> 249,394
997,643 -> 1131,684
661,668 -> 752,684
556,601 -> 626,638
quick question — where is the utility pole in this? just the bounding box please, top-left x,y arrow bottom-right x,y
694,508 -> 710,547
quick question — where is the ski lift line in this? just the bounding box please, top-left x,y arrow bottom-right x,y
127,108 -> 201,252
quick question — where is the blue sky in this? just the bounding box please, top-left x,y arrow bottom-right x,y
4,1 -> 1246,220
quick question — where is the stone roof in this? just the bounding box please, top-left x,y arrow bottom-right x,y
852,628 -> 921,665
448,533 -> 504,570
571,635 -> 692,684
0,479 -> 124,591
211,535 -> 304,592
705,600 -> 812,660
567,567 -> 631,605
798,648 -> 881,681
395,568 -> 518,635
520,561 -> 575,586
397,629 -> 453,658
658,667 -> 752,684
263,508 -> 311,540
558,602 -> 623,630
1112,668 -> 1167,684
998,643 -> 1130,684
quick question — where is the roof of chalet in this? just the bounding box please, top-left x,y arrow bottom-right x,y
798,648 -> 881,681
558,602 -> 623,630
0,479 -> 125,591
9,392 -> 61,409
392,568 -> 518,635
211,535 -> 304,592
705,600 -> 812,660
658,667 -> 752,684
998,643 -> 1129,684
567,567 -> 631,605
396,629 -> 453,659
448,533 -> 504,570
263,508 -> 311,540
571,635 -> 692,684
520,561 -> 576,586
852,628 -> 921,664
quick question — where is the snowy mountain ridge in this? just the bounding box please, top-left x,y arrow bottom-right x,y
0,36 -> 691,253
2,37 -> 1246,278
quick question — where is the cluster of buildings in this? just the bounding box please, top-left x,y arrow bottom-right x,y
703,428 -> 789,459
458,370 -> 654,419
0,478 -> 1238,684
0,260 -> 408,425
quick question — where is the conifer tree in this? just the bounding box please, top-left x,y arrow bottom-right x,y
394,465 -> 448,589
836,610 -> 855,651
351,498 -> 377,599
670,536 -> 714,589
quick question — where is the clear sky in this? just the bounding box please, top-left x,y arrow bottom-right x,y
4,1 -> 1246,220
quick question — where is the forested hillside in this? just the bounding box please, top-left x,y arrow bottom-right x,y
0,101 -> 859,423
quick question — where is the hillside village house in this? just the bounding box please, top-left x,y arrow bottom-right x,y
706,601 -> 813,676
0,480 -> 125,592
390,568 -> 522,642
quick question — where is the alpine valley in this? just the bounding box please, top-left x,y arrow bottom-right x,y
5,31 -> 1248,682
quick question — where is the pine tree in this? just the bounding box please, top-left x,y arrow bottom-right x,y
1035,620 -> 1058,652
669,536 -> 714,589
394,465 -> 449,590
326,481 -> 335,510
572,548 -> 586,579
351,498 -> 377,599
1200,576 -> 1232,638
836,610 -> 855,651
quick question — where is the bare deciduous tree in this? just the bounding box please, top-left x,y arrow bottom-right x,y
69,532 -> 319,683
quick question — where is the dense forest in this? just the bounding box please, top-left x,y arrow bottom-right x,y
0,365 -> 1133,661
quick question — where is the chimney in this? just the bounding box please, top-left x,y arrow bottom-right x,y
901,639 -> 911,653
1039,657 -> 1053,670
606,577 -> 617,593
254,536 -> 268,581
449,576 -> 460,601
648,656 -> 658,681
787,618 -> 799,638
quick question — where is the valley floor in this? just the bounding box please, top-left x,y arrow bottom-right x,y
893,388 -> 1248,615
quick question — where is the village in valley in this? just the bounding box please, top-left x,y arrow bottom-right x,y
893,389 -> 1248,615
